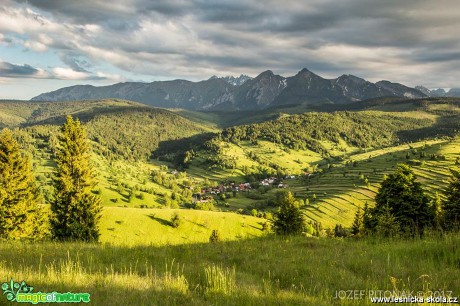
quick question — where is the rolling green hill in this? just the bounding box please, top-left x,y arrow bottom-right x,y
99,207 -> 264,246
1,96 -> 460,306
294,137 -> 460,228
0,99 -> 143,126
162,100 -> 460,230
1,97 -> 459,238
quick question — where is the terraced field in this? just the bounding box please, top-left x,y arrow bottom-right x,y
289,138 -> 460,228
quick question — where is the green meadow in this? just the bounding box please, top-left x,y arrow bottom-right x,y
1,234 -> 458,305
1,98 -> 460,305
99,207 -> 264,246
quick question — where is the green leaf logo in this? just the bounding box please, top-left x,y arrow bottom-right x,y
2,279 -> 34,302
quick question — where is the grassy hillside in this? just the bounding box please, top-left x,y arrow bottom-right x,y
1,234 -> 458,305
99,207 -> 265,246
1,97 -> 459,233
164,104 -> 460,229
294,137 -> 460,228
178,137 -> 459,229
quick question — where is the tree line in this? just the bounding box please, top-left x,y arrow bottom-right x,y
272,163 -> 459,238
0,116 -> 101,241
351,164 -> 459,237
220,111 -> 433,153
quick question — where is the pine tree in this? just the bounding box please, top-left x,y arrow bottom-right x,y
0,129 -> 48,240
362,201 -> 373,231
51,116 -> 102,242
432,191 -> 442,230
371,164 -> 434,236
375,205 -> 400,238
272,190 -> 305,235
442,169 -> 460,231
351,207 -> 364,237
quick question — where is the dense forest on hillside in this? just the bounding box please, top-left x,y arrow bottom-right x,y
311,96 -> 460,112
0,99 -> 144,127
220,112 -> 433,154
85,109 -> 207,161
0,100 -> 209,161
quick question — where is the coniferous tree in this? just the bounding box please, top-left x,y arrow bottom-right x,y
432,191 -> 442,230
442,169 -> 460,231
0,129 -> 48,239
375,205 -> 400,238
370,164 -> 434,236
351,207 -> 365,237
333,224 -> 348,237
51,116 -> 102,241
272,190 -> 305,235
362,202 -> 372,232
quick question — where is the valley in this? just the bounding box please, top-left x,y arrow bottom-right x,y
0,96 -> 459,305
1,97 -> 459,240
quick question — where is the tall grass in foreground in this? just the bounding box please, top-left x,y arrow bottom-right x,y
0,234 -> 458,305
204,264 -> 236,295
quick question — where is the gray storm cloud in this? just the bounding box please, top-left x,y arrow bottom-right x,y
2,0 -> 460,87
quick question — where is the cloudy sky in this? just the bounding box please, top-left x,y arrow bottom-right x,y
0,0 -> 459,99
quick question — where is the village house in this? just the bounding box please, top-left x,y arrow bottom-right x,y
200,181 -> 252,196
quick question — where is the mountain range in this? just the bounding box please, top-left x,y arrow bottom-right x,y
31,68 -> 457,111
415,86 -> 460,97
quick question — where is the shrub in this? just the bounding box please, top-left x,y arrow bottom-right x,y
171,213 -> 181,228
195,201 -> 214,211
209,230 -> 220,243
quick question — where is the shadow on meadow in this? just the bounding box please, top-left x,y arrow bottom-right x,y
1,234 -> 459,305
147,213 -> 173,227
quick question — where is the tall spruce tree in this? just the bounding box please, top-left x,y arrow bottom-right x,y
371,164 -> 434,236
375,205 -> 400,238
351,207 -> 365,237
51,116 -> 102,241
272,190 -> 305,235
0,129 -> 48,239
362,202 -> 372,233
432,191 -> 442,230
442,168 -> 460,231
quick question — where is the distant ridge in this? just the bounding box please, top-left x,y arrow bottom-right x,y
416,86 -> 460,97
209,74 -> 252,86
32,68 -> 430,111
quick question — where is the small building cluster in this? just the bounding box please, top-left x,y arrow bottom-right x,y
191,173 -> 306,202
200,182 -> 252,196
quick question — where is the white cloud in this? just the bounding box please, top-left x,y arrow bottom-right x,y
51,67 -> 91,80
95,71 -> 125,82
1,0 -> 460,88
23,40 -> 48,52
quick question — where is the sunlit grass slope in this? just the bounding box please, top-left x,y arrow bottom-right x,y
1,234 -> 458,305
293,137 -> 460,228
99,207 -> 265,246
